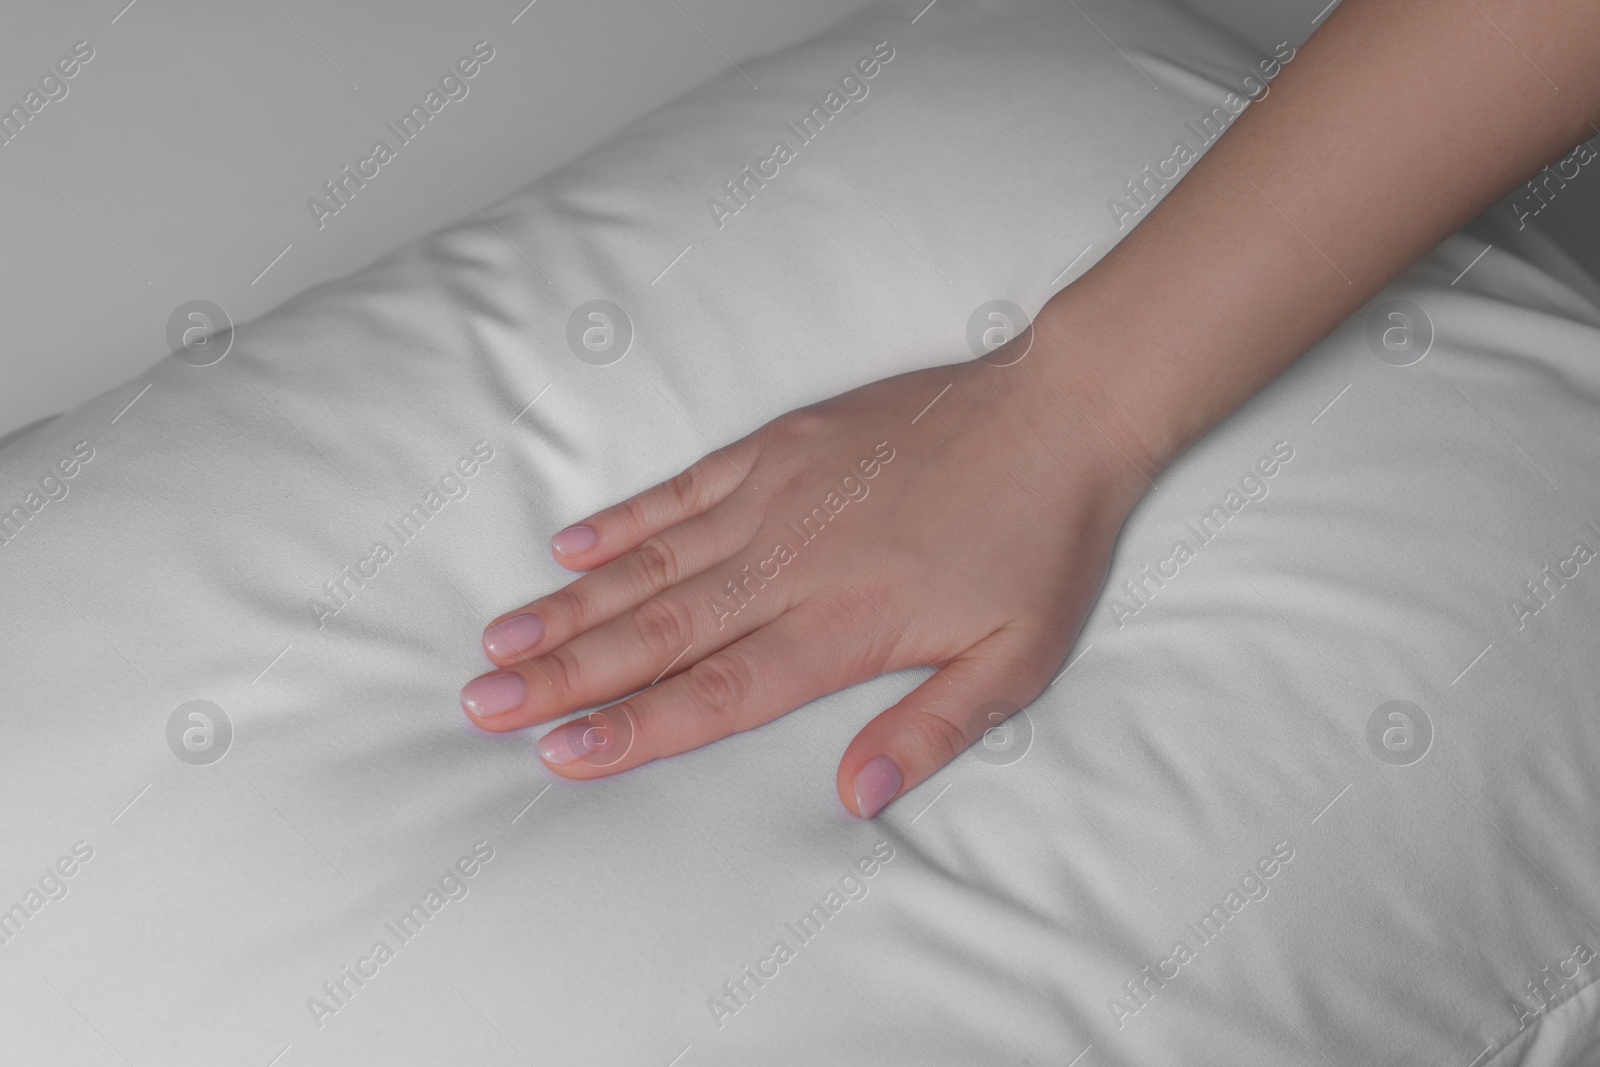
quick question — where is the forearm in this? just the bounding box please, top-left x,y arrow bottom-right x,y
1033,0 -> 1600,476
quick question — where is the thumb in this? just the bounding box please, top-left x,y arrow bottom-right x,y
837,626 -> 1051,818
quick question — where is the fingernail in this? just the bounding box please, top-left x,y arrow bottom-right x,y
538,719 -> 600,765
853,756 -> 902,819
551,524 -> 598,557
460,671 -> 527,718
484,614 -> 544,659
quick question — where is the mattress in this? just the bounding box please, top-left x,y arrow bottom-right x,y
3,0 -> 1599,1063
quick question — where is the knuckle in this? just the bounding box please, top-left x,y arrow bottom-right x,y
542,586 -> 588,632
668,464 -> 703,511
1000,627 -> 1062,691
612,699 -> 659,765
766,408 -> 828,445
538,645 -> 582,700
619,493 -> 651,538
903,708 -> 970,766
688,653 -> 753,721
632,595 -> 695,661
588,700 -> 642,763
632,538 -> 681,596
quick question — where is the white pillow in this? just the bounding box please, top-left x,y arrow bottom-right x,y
2,0 -> 1598,1063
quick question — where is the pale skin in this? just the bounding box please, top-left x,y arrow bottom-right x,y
461,0 -> 1600,817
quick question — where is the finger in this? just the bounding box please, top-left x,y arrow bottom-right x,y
533,593 -> 895,778
463,556 -> 797,733
836,626 -> 1052,818
547,436 -> 761,569
482,500 -> 762,666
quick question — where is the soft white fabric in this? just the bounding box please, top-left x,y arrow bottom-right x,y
3,0 -> 1598,1063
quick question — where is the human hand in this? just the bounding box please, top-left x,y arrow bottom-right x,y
460,336 -> 1150,817
460,0 -> 1600,816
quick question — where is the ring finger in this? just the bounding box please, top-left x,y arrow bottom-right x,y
462,552 -> 796,732
533,593 -> 895,778
482,498 -> 763,667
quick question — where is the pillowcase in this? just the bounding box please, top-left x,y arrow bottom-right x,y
1,0 -> 1597,1063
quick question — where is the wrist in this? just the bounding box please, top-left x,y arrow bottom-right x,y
978,306 -> 1160,523
1024,217 -> 1314,484
1024,282 -> 1184,487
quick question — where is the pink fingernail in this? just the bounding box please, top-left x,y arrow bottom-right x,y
538,719 -> 600,765
551,524 -> 598,557
460,671 -> 527,718
853,756 -> 902,819
484,614 -> 544,659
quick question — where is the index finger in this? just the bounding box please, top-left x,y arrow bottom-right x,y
546,435 -> 761,569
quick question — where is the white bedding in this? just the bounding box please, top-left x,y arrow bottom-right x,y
3,0 -> 1599,1063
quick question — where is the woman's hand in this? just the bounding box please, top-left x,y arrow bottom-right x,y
460,333 -> 1150,817
460,0 -> 1600,816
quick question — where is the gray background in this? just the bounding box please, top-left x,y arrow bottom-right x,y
2,0 -> 1592,444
